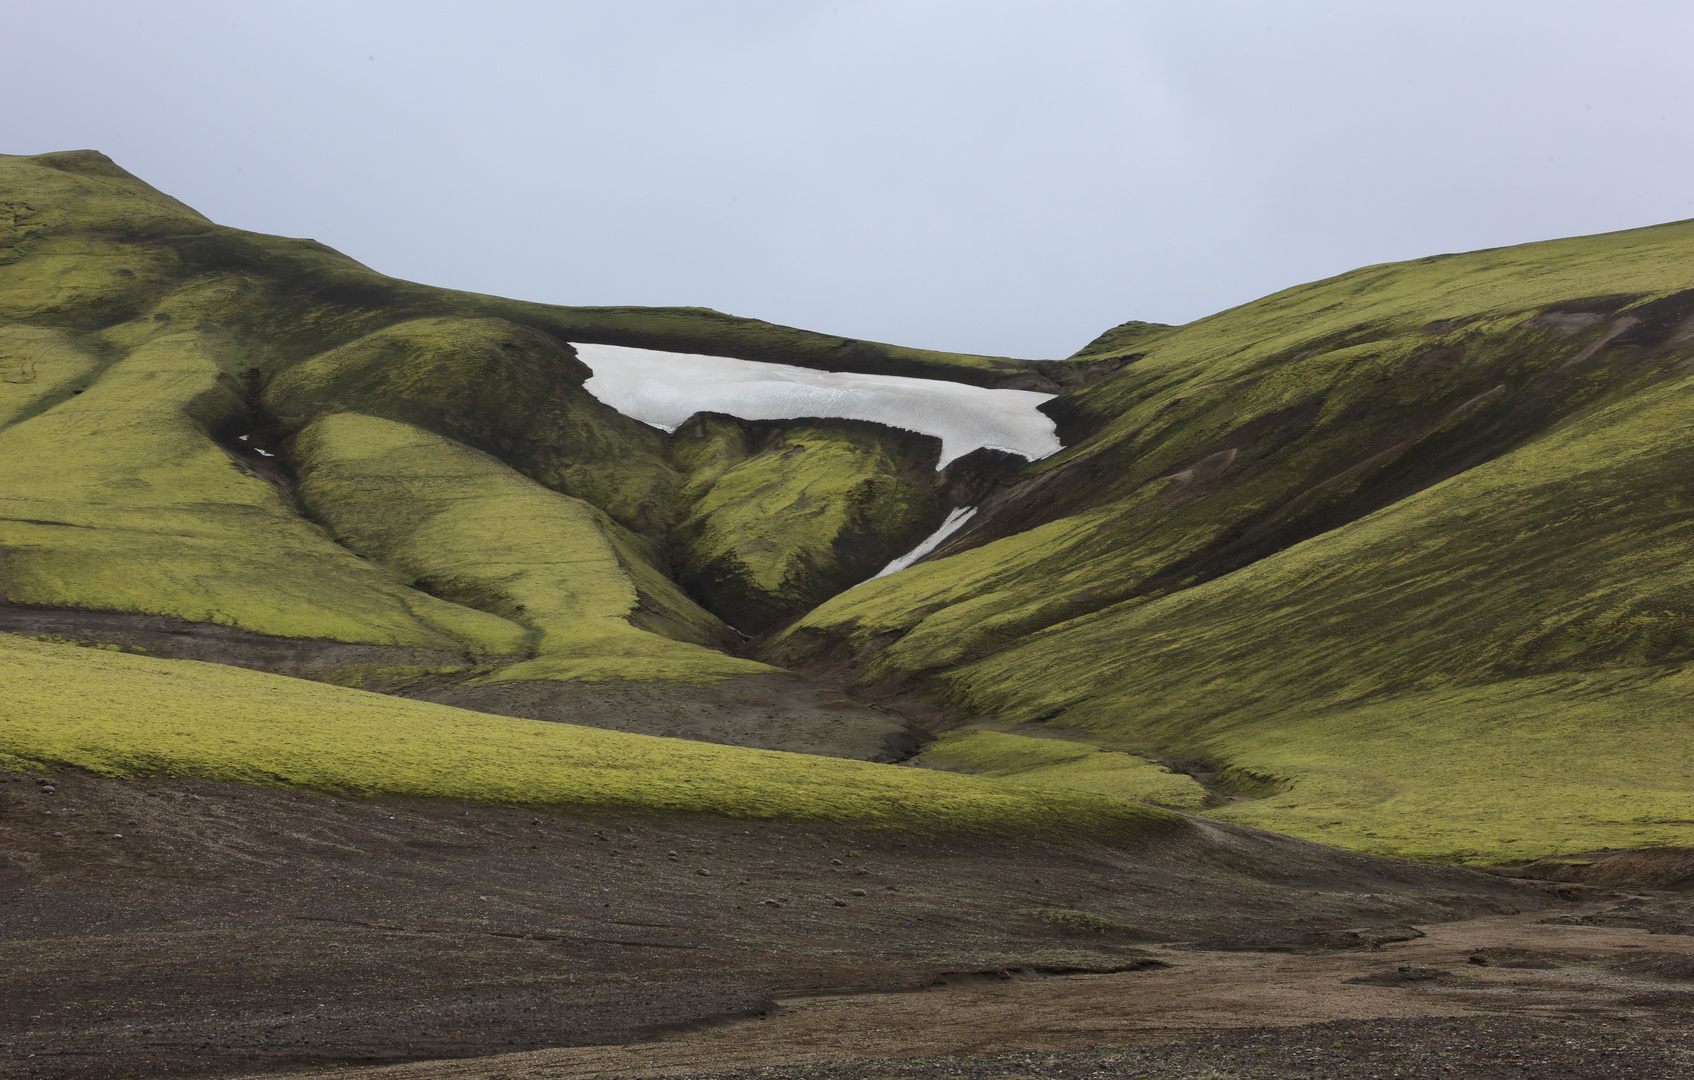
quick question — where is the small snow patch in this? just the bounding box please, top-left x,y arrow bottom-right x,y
869,506 -> 978,581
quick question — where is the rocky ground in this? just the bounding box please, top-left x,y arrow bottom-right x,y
252,897 -> 1694,1080
580,1018 -> 1694,1080
0,766 -> 1568,1079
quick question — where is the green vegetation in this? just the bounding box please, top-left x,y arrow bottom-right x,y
265,315 -> 680,534
7,147 -> 1694,863
1201,670 -> 1694,864
671,415 -> 941,631
0,332 -> 522,650
772,217 -> 1694,863
0,149 -> 977,681
293,411 -> 764,681
0,633 -> 1177,837
914,730 -> 1208,809
0,325 -> 100,427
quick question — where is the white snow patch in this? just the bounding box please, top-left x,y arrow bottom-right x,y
571,342 -> 1061,469
870,506 -> 978,582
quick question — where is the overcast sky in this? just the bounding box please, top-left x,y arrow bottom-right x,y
8,1 -> 1693,358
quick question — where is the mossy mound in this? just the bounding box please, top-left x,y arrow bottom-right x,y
0,331 -> 519,650
670,415 -> 943,633
266,316 -> 679,535
292,411 -> 762,681
914,730 -> 1209,809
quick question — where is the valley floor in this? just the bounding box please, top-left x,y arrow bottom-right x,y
5,770 -> 1694,1079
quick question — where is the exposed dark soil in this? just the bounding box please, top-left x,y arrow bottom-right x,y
417,674 -> 924,763
1509,848 -> 1694,890
511,1018 -> 1694,1080
2,767 -> 1553,1080
230,905 -> 1694,1080
0,608 -> 924,761
0,605 -> 469,680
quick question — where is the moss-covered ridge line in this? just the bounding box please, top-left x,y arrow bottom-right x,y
0,633 -> 1180,839
2,150 -> 1040,385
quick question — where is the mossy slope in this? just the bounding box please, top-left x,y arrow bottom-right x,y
670,414 -> 943,632
292,411 -> 764,682
771,219 -> 1694,863
0,149 -> 992,684
0,632 -> 1177,838
914,730 -> 1209,809
0,331 -> 522,651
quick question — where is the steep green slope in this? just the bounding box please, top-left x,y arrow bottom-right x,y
933,374 -> 1694,861
914,729 -> 1209,809
0,330 -> 523,650
771,220 -> 1694,862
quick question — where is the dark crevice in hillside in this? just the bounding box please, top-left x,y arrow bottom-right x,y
204,366 -> 304,501
1133,384 -> 1543,597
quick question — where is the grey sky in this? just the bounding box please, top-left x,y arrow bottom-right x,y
9,1 -> 1694,358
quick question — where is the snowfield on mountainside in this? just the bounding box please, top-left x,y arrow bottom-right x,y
572,341 -> 1063,468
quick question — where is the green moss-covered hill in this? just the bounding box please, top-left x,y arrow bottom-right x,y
0,150 -> 1032,658
5,148 -> 1694,865
771,220 -> 1694,864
